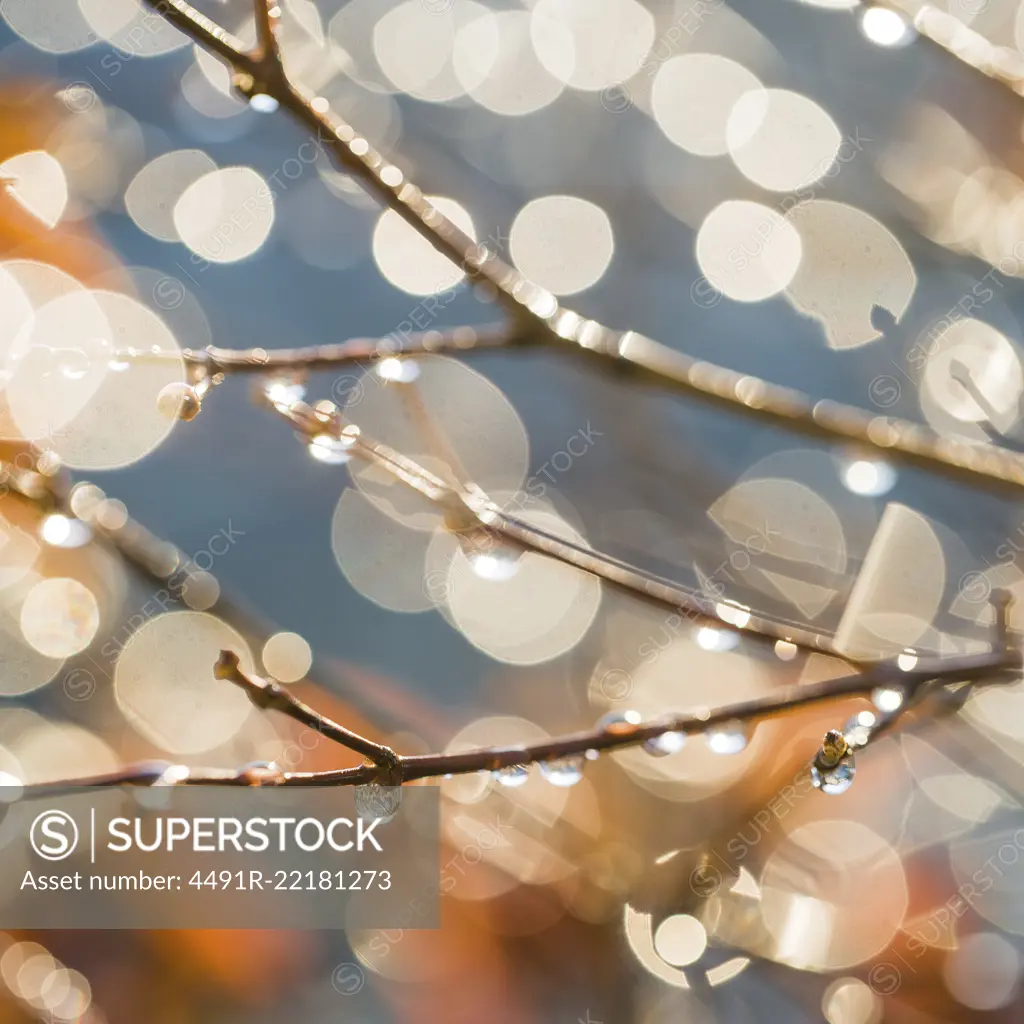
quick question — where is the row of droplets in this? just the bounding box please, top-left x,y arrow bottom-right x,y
155,356 -> 421,428
141,687 -> 901,824
492,686 -> 903,795
491,709 -> 749,790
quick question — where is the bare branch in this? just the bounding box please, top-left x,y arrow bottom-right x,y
271,395 -> 846,660
145,321 -> 1024,497
251,0 -> 285,72
869,2 -> 1024,99
146,0 -> 252,68
214,650 -> 400,772
141,0 -> 1024,499
19,640 -> 1020,798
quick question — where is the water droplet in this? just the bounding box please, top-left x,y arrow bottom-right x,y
154,764 -> 191,786
841,457 -> 897,497
896,651 -> 918,671
108,355 -> 130,372
774,640 -> 798,661
705,724 -> 748,755
584,748 -> 599,761
39,514 -> 92,549
463,537 -> 521,581
58,348 -> 90,380
696,626 -> 738,652
492,764 -> 529,787
843,710 -> 876,748
157,382 -> 201,421
872,687 -> 904,713
377,357 -> 420,383
811,755 -> 856,795
249,93 -> 279,113
596,709 -> 642,732
355,782 -> 402,823
240,760 -> 285,785
264,377 -> 306,407
539,756 -> 584,787
643,730 -> 686,757
716,603 -> 750,628
308,432 -> 356,464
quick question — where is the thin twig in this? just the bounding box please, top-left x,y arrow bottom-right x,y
214,650 -> 400,771
139,0 -> 1024,497
273,396 -> 846,660
19,0 -> 1013,805
19,639 -> 1020,798
867,2 -> 1024,98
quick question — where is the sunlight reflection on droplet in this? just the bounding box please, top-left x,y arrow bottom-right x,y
373,196 -> 475,295
125,149 -> 218,242
727,89 -> 841,192
39,515 -> 92,549
20,578 -> 99,658
114,611 -> 253,754
860,6 -> 914,48
841,458 -> 896,497
174,166 -> 274,264
608,635 -> 771,796
696,200 -> 802,302
510,195 -> 613,295
652,55 -> 763,157
376,357 -> 420,383
0,151 -> 67,229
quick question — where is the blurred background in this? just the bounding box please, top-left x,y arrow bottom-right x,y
2,0 -> 1024,1020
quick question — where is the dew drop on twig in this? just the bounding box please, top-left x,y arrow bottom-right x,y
492,764 -> 529,787
307,432 -> 356,464
355,782 -> 403,823
872,687 -> 904,712
539,756 -> 584,787
643,729 -> 686,757
704,723 -> 748,755
811,757 -> 856,794
157,382 -> 201,421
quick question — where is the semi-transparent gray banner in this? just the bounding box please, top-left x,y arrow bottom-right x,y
0,786 -> 439,929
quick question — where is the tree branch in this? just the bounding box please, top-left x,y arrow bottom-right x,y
19,637 -> 1020,798
272,396 -> 849,661
214,650 -> 400,772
